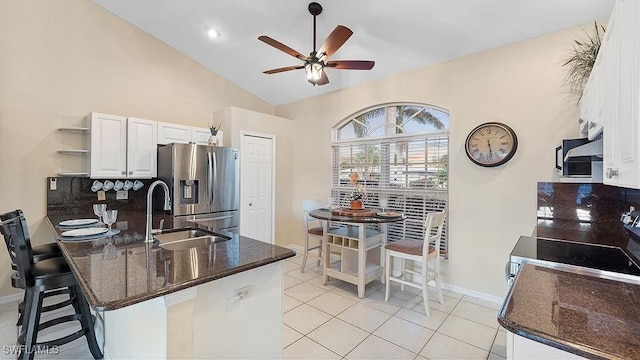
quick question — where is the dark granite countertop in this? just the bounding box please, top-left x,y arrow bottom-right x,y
499,263 -> 640,360
46,211 -> 295,311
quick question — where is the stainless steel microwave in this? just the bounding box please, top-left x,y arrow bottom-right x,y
555,138 -> 598,177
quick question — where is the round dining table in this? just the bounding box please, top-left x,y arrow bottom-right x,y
309,208 -> 406,298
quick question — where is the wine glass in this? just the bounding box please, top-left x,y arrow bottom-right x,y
102,209 -> 119,235
93,204 -> 106,223
380,198 -> 388,212
102,237 -> 117,260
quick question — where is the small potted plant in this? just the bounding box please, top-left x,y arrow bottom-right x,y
349,173 -> 366,209
562,21 -> 605,99
208,124 -> 221,146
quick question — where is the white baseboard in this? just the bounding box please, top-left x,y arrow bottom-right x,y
282,243 -> 504,305
441,283 -> 504,305
0,292 -> 23,305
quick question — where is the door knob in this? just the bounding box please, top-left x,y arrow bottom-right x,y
606,168 -> 618,179
249,203 -> 253,206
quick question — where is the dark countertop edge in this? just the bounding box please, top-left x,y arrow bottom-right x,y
45,216 -> 296,311
497,264 -> 623,360
92,253 -> 294,311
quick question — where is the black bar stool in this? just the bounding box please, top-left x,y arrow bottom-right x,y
0,212 -> 102,360
0,210 -> 69,326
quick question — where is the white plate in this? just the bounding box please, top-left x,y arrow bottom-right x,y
377,211 -> 402,218
61,227 -> 108,237
59,219 -> 99,227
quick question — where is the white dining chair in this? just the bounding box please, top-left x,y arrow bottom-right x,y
384,210 -> 446,317
301,199 -> 325,273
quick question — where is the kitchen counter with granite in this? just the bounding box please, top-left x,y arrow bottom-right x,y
499,263 -> 640,360
46,211 -> 295,311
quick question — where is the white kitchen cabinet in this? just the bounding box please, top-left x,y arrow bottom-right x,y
101,261 -> 283,359
90,112 -> 157,179
157,122 -> 192,145
506,331 -> 585,359
588,60 -> 603,140
126,117 -> 158,178
191,127 -> 212,145
603,0 -> 640,188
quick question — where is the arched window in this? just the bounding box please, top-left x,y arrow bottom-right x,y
331,103 -> 450,257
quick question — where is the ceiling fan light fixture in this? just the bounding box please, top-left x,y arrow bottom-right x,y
305,61 -> 324,83
206,27 -> 221,39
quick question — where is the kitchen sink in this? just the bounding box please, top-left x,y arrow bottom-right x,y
154,229 -> 231,251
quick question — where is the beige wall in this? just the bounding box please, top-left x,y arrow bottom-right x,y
0,0 -> 275,296
213,106 -> 294,248
277,27 -> 585,297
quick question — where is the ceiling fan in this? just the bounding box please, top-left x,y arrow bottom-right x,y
258,2 -> 375,86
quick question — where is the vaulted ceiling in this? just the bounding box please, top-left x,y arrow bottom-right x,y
92,0 -> 614,105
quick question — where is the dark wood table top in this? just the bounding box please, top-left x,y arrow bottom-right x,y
309,208 -> 406,224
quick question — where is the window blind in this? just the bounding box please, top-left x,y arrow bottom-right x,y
331,132 -> 449,257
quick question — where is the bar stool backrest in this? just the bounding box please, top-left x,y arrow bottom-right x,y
0,211 -> 35,288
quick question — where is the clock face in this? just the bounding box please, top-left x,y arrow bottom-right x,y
465,122 -> 518,167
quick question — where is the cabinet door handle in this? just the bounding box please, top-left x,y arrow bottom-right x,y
589,122 -> 596,129
578,118 -> 584,124
606,168 -> 619,179
121,171 -> 126,175
129,171 -> 133,175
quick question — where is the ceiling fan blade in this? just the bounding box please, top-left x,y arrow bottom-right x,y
317,25 -> 353,59
258,36 -> 307,61
326,60 -> 375,70
263,65 -> 304,74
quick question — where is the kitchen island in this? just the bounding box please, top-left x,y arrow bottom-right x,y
47,211 -> 295,359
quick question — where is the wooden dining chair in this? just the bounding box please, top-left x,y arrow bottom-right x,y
384,210 -> 446,317
301,199 -> 325,273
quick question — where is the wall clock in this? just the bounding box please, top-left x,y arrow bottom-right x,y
465,122 -> 518,167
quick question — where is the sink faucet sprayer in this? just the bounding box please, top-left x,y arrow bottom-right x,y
145,180 -> 171,243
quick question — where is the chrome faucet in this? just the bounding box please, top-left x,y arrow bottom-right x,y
145,180 -> 171,243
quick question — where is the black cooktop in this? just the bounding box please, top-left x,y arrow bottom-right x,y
511,237 -> 640,276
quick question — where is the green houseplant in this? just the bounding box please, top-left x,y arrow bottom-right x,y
562,21 -> 605,98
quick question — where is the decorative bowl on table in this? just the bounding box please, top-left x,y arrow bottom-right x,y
350,200 -> 363,209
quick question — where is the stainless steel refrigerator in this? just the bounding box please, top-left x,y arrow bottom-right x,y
157,143 -> 239,233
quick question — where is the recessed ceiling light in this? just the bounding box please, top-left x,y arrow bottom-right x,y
206,27 -> 221,39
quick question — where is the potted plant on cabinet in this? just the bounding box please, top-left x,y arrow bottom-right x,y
208,124 -> 221,146
562,21 -> 605,99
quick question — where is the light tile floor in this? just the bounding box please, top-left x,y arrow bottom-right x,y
0,251 -> 507,360
283,252 -> 507,360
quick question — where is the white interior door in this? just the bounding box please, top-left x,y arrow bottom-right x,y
240,133 -> 274,244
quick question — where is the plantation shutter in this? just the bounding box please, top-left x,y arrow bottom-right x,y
331,132 -> 449,258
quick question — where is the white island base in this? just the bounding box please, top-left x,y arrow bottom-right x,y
99,261 -> 283,359
506,331 -> 586,360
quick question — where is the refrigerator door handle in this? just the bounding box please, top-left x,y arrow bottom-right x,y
207,152 -> 213,207
212,151 -> 218,206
